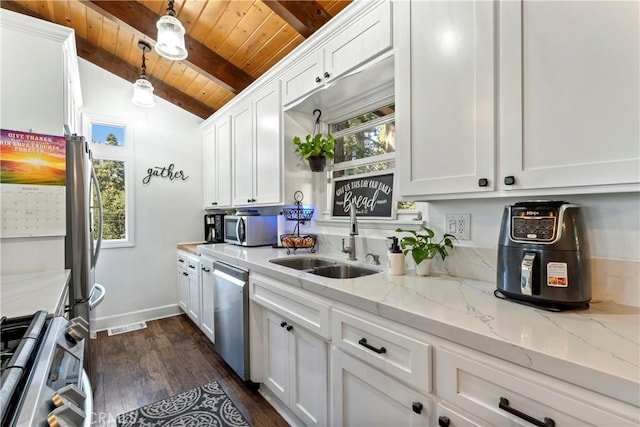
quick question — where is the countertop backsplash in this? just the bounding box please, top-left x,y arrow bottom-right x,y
311,234 -> 639,307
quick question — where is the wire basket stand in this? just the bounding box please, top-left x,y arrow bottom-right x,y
280,191 -> 317,254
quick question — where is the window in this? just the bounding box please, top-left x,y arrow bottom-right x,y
84,116 -> 134,247
325,103 -> 399,215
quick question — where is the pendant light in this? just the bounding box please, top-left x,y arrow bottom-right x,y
155,0 -> 188,61
131,40 -> 155,108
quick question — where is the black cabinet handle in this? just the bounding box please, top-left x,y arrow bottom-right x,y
178,259 -> 185,263
286,325 -> 293,332
438,416 -> 450,427
188,264 -> 196,269
323,71 -> 330,79
201,267 -> 211,272
315,76 -> 321,83
478,178 -> 489,187
182,272 -> 188,276
504,175 -> 516,186
412,401 -> 423,414
211,202 -> 218,205
358,338 -> 386,354
499,397 -> 555,427
280,321 -> 287,328
247,198 -> 252,203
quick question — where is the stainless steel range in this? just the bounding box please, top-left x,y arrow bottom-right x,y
0,311 -> 92,427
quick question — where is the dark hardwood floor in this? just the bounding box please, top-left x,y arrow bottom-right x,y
90,314 -> 288,426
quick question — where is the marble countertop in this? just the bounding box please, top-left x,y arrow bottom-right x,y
1,270 -> 70,318
197,243 -> 639,407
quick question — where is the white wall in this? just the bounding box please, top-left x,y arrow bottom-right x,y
77,59 -> 203,330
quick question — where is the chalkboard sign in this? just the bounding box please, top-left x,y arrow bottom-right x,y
332,173 -> 394,218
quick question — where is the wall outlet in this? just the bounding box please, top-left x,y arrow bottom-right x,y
445,213 -> 471,240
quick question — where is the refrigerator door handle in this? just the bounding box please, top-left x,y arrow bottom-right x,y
90,163 -> 103,268
88,283 -> 105,310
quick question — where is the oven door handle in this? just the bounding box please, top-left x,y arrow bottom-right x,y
88,283 -> 105,310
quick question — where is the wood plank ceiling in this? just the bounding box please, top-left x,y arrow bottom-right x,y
1,0 -> 352,119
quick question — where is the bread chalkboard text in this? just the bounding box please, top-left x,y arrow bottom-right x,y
332,173 -> 393,218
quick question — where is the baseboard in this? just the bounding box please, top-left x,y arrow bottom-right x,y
90,304 -> 182,332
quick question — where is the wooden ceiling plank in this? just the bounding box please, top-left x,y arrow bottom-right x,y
100,18 -> 119,55
189,0 -> 230,42
230,12 -> 286,71
203,0 -> 253,52
68,1 -> 88,39
75,36 -> 214,119
163,61 -> 188,87
262,0 -> 331,38
184,73 -> 211,98
114,28 -> 135,62
171,0 -> 207,34
254,33 -> 304,75
217,1 -> 273,61
51,1 -> 71,26
85,7 -> 104,47
82,0 -> 254,94
319,0 -> 351,16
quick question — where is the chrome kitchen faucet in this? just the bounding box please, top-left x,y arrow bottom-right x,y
341,201 -> 358,261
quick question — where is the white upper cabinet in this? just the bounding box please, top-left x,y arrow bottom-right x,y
397,0 -> 639,199
203,115 -> 232,209
281,0 -> 392,106
231,80 -> 282,207
396,0 -> 496,197
499,0 -> 640,191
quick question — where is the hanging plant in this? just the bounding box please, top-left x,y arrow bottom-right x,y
292,133 -> 335,172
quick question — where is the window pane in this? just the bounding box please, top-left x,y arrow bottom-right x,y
93,159 -> 126,240
334,122 -> 396,164
91,123 -> 125,146
330,104 -> 396,133
332,160 -> 395,179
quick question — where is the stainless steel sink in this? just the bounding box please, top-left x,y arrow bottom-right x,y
310,264 -> 380,279
269,257 -> 337,270
269,257 -> 380,279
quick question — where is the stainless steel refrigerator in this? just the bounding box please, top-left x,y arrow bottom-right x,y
64,133 -> 106,372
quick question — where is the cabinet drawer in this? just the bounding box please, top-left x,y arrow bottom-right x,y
436,347 -> 638,426
177,251 -> 187,269
331,308 -> 431,393
250,273 -> 330,339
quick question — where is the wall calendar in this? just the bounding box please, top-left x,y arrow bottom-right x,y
0,129 -> 66,238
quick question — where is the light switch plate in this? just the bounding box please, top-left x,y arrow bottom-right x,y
445,213 -> 471,240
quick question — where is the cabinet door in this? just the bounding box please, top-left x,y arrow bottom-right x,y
231,101 -> 254,206
332,349 -> 430,427
203,125 -> 217,209
499,0 -> 640,190
252,82 -> 282,205
216,117 -> 232,207
263,310 -> 291,405
177,259 -> 188,311
324,0 -> 392,82
186,258 -> 200,325
290,324 -> 328,427
200,264 -> 215,342
281,49 -> 323,106
396,0 -> 495,197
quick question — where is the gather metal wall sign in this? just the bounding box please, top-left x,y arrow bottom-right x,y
142,163 -> 189,185
332,173 -> 394,218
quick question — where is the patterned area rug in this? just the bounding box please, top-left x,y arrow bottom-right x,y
116,381 -> 250,427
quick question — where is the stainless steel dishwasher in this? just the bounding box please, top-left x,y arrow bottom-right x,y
212,260 -> 250,380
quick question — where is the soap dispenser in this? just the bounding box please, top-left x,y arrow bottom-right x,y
388,237 -> 405,275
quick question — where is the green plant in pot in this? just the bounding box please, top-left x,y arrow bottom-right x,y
293,133 -> 335,172
395,226 -> 457,276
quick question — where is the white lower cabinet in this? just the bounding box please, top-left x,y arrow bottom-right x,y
176,251 -> 188,311
436,403 -> 482,427
185,255 -> 200,325
262,309 -> 328,427
332,348 -> 431,427
436,346 -> 637,426
199,256 -> 215,343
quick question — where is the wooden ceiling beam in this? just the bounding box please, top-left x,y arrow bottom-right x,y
81,0 -> 254,94
263,0 -> 332,38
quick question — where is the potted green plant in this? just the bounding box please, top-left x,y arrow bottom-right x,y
395,226 -> 457,276
293,133 -> 335,172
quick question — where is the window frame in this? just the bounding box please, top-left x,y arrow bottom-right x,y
82,113 -> 135,248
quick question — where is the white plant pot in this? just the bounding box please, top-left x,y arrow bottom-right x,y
415,259 -> 432,276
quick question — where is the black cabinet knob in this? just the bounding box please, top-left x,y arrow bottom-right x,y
315,76 -> 321,83
438,416 -> 451,427
211,202 -> 218,205
478,178 -> 489,187
247,198 -> 252,203
504,175 -> 516,185
286,325 -> 293,332
280,321 -> 287,328
323,71 -> 330,79
412,401 -> 423,414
